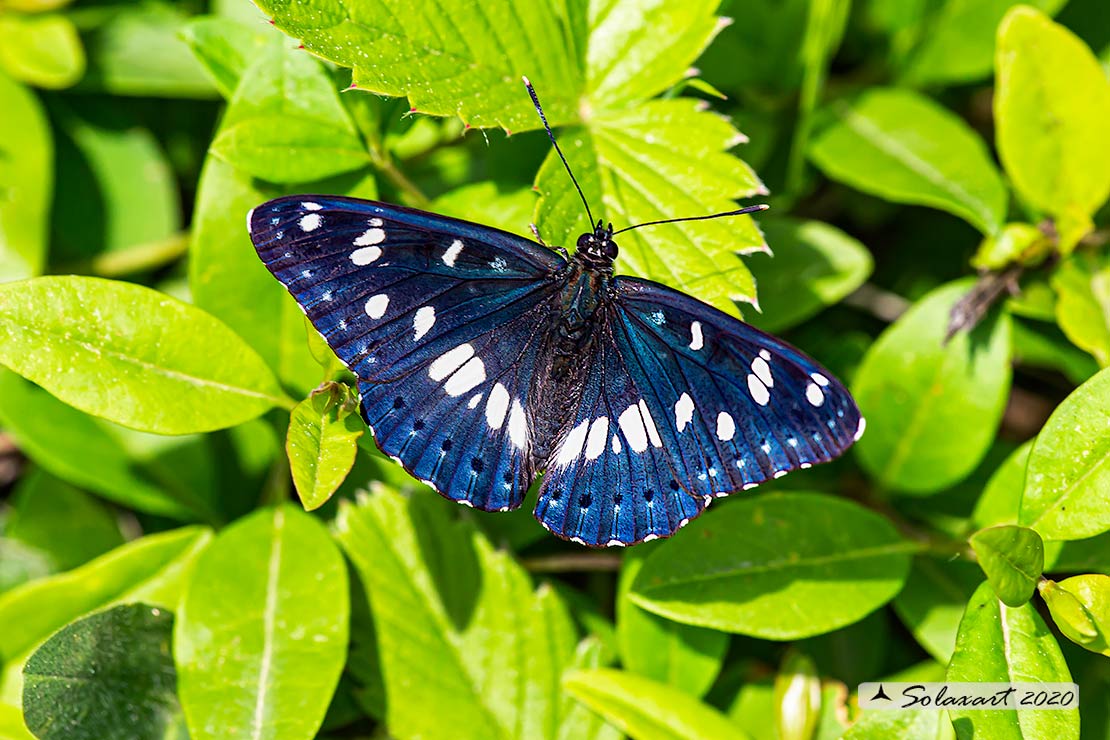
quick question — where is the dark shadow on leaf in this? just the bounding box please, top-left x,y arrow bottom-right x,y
411,492 -> 482,632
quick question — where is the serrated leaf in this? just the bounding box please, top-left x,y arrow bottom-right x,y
22,604 -> 183,740
563,668 -> 750,740
176,506 -> 348,740
852,280 -> 1012,494
995,6 -> 1110,223
0,276 -> 290,434
0,71 -> 51,282
287,383 -> 363,510
334,486 -> 588,740
1020,367 -> 1110,540
1052,251 -> 1110,367
0,14 -> 84,89
745,217 -> 873,333
946,581 -> 1078,740
810,88 -> 1007,235
0,527 -> 211,706
210,37 -> 368,183
630,492 -> 912,639
970,525 -> 1044,607
616,552 -> 727,699
255,0 -> 581,130
537,100 -> 765,315
1039,575 -> 1110,657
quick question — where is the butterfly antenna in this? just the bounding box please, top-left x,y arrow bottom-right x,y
612,204 -> 769,235
523,76 -> 596,228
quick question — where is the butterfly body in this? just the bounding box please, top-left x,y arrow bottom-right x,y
250,196 -> 863,546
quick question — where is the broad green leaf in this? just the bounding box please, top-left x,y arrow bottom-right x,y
772,651 -> 820,740
892,556 -> 984,663
537,101 -> 766,315
901,0 -> 1067,85
0,14 -> 84,89
22,604 -> 183,740
77,4 -> 217,98
810,88 -> 1007,235
176,506 -> 348,740
50,99 -> 180,265
7,469 -> 123,571
616,552 -> 727,699
335,486 -> 587,740
0,703 -> 34,740
972,223 -> 1052,271
843,662 -> 955,740
0,369 -> 217,521
210,37 -> 369,183
180,17 -> 274,99
1039,575 -> 1110,657
287,383 -> 363,510
0,527 -> 211,705
0,276 -> 290,434
995,6 -> 1110,225
630,492 -> 913,638
1010,317 -> 1098,386
852,280 -> 1013,493
970,525 -> 1044,607
1052,251 -> 1110,367
0,71 -> 51,282
696,0 -> 809,93
557,642 -> 622,740
745,217 -> 873,333
973,440 -> 1032,529
255,0 -> 581,131
1020,366 -> 1110,539
563,669 -> 750,740
946,581 -> 1078,740
432,182 -> 537,239
0,539 -> 52,595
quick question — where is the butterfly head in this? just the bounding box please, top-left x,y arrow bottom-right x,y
576,220 -> 618,266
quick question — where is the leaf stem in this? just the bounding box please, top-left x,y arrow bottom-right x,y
373,155 -> 430,208
521,553 -> 623,573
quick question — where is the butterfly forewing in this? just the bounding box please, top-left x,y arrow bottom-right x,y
250,196 -> 566,510
534,276 -> 863,545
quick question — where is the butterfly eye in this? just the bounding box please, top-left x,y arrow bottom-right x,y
602,239 -> 619,259
576,233 -> 592,251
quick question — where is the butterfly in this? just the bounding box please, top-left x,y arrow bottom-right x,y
248,79 -> 863,547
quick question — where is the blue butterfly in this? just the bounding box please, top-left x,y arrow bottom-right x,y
248,80 -> 863,546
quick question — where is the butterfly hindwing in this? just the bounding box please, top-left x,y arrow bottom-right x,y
534,276 -> 863,545
250,195 -> 566,511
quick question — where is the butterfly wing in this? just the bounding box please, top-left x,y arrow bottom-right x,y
535,276 -> 863,546
249,196 -> 566,511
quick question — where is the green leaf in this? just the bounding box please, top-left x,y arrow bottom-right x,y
536,101 -> 766,315
209,37 -> 370,183
971,223 -> 1052,271
1039,575 -> 1110,657
745,217 -> 873,333
1010,317 -> 1098,386
946,581 -> 1078,740
22,604 -> 183,740
1020,366 -> 1110,539
892,556 -> 984,663
630,492 -> 912,639
852,280 -> 1013,494
0,13 -> 84,89
0,539 -> 52,596
180,17 -> 274,99
995,6 -> 1110,224
563,669 -> 750,740
616,552 -> 727,699
809,88 -> 1007,235
973,440 -> 1033,529
334,486 -> 587,740
0,71 -> 51,282
176,506 -> 348,740
772,651 -> 820,740
842,662 -> 955,740
254,0 -> 581,131
0,276 -> 290,434
901,0 -> 1067,85
1052,251 -> 1110,367
0,702 -> 34,740
0,526 -> 211,705
970,525 -> 1045,607
432,182 -> 537,239
77,4 -> 217,98
287,383 -> 364,510
7,470 -> 123,571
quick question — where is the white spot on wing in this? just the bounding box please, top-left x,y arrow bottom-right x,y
716,412 -> 735,441
486,383 -> 510,430
644,534 -> 659,542
508,399 -> 528,450
747,374 -> 770,406
467,393 -> 482,409
429,343 -> 474,381
302,202 -> 322,211
354,227 -> 385,246
854,417 -> 867,441
689,321 -> 703,350
443,356 -> 485,396
811,372 -> 830,387
246,207 -> 254,234
299,213 -> 321,231
806,383 -> 825,407
638,400 -> 663,447
611,434 -> 622,453
364,294 -> 389,319
350,246 -> 382,265
555,419 -> 590,467
674,392 -> 694,432
413,306 -> 435,340
618,404 -> 648,453
585,416 -> 609,460
751,356 -> 773,387
606,539 -> 626,547
773,470 -> 788,479
443,239 -> 464,267
759,349 -> 771,361
369,218 -> 383,227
